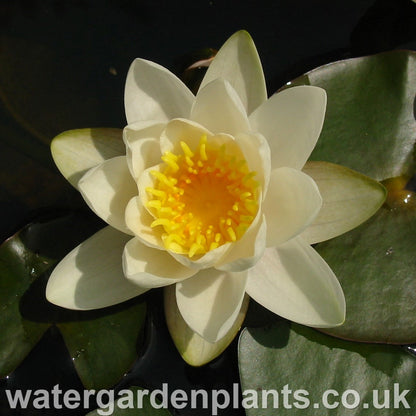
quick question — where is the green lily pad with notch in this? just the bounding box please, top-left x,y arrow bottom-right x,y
239,321 -> 416,416
290,50 -> 416,343
0,211 -> 147,389
87,387 -> 173,416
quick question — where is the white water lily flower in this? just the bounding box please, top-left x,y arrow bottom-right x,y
47,31 -> 385,347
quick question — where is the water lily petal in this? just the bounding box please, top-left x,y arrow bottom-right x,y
51,128 -> 125,189
78,156 -> 137,235
199,30 -> 267,115
215,213 -> 266,272
235,131 -> 271,192
125,58 -> 195,124
137,163 -> 164,217
191,79 -> 250,136
301,161 -> 387,244
176,268 -> 248,342
123,121 -> 164,181
125,196 -> 164,250
160,119 -> 246,166
263,167 -> 322,247
164,286 -> 249,366
249,86 -> 326,170
169,242 -> 232,270
159,118 -> 213,155
46,227 -> 147,310
123,237 -> 197,288
246,236 -> 345,327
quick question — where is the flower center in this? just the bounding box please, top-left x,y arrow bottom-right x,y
146,135 -> 259,258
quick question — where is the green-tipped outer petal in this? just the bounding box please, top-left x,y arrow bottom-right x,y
199,30 -> 267,114
78,156 -> 137,235
46,227 -> 147,310
164,286 -> 249,366
301,161 -> 387,244
51,128 -> 125,189
124,58 -> 195,124
246,236 -> 345,327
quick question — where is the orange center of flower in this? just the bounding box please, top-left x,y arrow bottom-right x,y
146,135 -> 259,258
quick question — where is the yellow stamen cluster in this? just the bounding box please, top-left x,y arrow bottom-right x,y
146,135 -> 259,258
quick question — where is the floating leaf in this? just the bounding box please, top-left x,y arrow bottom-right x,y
291,50 -> 416,343
315,204 -> 416,343
0,234 -> 51,377
292,50 -> 416,181
239,322 -> 416,415
57,300 -> 146,390
0,212 -> 147,389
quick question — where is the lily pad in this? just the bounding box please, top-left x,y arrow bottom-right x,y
313,204 -> 416,344
57,300 -> 146,390
290,50 -> 416,343
0,211 -> 147,389
0,231 -> 51,377
239,322 -> 416,416
292,50 -> 416,181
